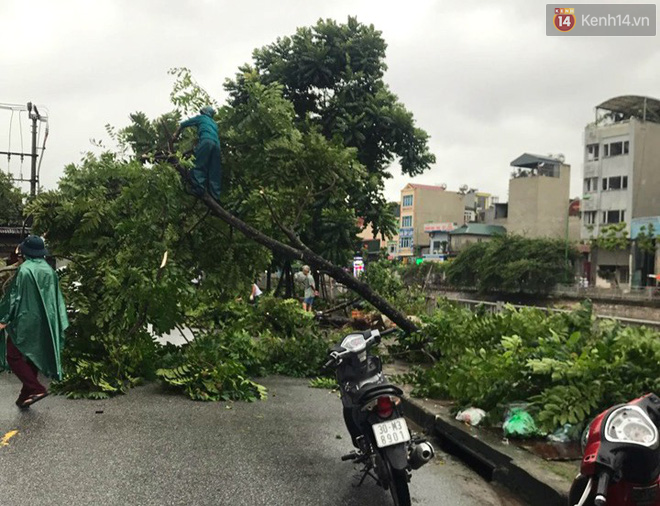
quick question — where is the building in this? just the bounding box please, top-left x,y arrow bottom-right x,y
398,183 -> 465,258
449,224 -> 507,253
0,226 -> 25,260
357,204 -> 400,261
462,190 -> 498,223
507,153 -> 576,238
423,222 -> 459,261
581,96 -> 660,287
484,153 -> 580,242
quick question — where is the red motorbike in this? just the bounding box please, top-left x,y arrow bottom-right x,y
569,393 -> 660,506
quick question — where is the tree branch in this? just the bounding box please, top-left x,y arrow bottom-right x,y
157,153 -> 419,333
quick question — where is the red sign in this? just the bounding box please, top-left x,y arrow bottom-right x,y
423,222 -> 456,233
554,7 -> 576,32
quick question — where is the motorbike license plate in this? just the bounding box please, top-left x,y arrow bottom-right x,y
373,418 -> 411,448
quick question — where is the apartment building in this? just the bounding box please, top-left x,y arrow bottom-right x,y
398,184 -> 465,258
581,96 -> 660,286
484,153 -> 580,241
508,153 -> 578,238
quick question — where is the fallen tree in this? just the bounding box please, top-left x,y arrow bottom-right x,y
25,18 -> 432,398
178,168 -> 419,333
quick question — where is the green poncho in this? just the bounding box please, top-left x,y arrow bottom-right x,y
0,258 -> 69,380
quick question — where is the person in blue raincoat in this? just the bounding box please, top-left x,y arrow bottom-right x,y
173,106 -> 222,201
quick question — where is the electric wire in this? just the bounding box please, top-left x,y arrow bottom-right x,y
2,102 -> 49,190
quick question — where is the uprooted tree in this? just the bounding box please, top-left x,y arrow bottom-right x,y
27,18 -> 432,397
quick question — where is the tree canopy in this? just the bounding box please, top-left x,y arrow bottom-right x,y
224,17 -> 435,253
0,172 -> 25,226
23,17 -> 429,397
446,235 -> 579,293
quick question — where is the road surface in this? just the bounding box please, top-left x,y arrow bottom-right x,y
0,374 -> 522,505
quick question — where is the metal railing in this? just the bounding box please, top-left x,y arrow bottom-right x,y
445,297 -> 660,328
554,284 -> 659,301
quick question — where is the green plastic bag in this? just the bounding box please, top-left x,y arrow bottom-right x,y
503,405 -> 539,438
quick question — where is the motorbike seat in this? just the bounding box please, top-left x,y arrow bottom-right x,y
356,383 -> 404,405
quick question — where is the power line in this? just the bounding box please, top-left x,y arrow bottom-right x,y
0,101 -> 49,196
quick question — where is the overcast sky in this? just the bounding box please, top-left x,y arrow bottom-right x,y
1,0 -> 658,203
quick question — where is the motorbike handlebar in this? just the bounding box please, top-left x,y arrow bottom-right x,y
379,327 -> 399,338
323,328 -> 399,369
594,471 -> 610,506
322,359 -> 335,370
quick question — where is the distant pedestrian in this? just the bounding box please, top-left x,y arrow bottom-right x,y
0,236 -> 69,409
301,265 -> 318,312
249,282 -> 263,306
172,106 -> 222,201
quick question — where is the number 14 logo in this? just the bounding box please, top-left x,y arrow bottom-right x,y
554,7 -> 576,32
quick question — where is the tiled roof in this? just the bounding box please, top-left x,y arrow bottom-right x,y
0,227 -> 25,235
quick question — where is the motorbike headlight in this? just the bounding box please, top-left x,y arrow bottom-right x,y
603,405 -> 658,447
341,334 -> 366,353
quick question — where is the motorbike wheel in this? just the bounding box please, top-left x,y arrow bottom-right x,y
388,467 -> 411,506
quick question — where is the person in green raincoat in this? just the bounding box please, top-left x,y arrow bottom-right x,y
0,235 -> 69,409
172,105 -> 222,201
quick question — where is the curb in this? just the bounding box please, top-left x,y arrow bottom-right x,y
402,395 -> 570,506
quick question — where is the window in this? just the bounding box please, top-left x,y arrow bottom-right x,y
604,141 -> 629,158
402,195 -> 413,207
608,176 -> 622,190
586,144 -> 600,161
602,210 -> 625,224
584,177 -> 598,192
399,237 -> 412,248
609,142 -> 623,157
602,176 -> 629,191
401,215 -> 412,227
584,211 -> 597,225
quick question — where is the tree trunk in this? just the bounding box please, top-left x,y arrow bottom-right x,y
196,193 -> 419,333
163,156 -> 419,333
284,260 -> 293,299
274,262 -> 284,297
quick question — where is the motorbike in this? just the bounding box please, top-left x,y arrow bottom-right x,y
323,327 -> 434,506
568,393 -> 660,506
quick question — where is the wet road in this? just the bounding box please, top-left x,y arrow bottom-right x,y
0,374 -> 522,505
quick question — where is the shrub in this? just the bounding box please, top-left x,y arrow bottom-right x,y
398,300 -> 660,434
446,235 -> 579,293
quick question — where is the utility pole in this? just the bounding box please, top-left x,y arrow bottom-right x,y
1,101 -> 46,197
28,102 -> 39,197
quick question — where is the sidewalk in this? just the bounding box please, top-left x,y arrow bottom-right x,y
384,363 -> 576,506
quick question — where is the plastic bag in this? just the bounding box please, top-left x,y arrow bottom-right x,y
503,403 -> 539,438
456,407 -> 486,426
547,424 -> 573,443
